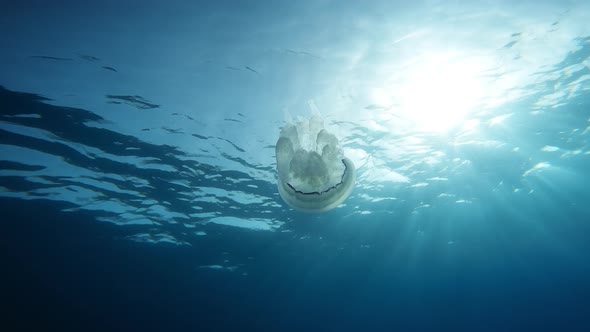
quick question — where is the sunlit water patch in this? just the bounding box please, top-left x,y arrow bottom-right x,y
1,3 -> 590,257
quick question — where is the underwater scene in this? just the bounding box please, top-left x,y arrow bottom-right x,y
1,1 -> 590,331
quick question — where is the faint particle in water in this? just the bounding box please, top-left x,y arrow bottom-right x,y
199,265 -> 224,270
198,265 -> 238,272
299,51 -> 321,59
224,118 -> 242,123
427,177 -> 448,181
448,241 -> 455,245
102,66 -> 117,72
171,112 -> 194,120
455,199 -> 472,204
161,127 -> 184,134
225,66 -> 241,71
503,40 -> 517,49
541,145 -> 559,152
245,66 -> 259,74
284,49 -> 321,59
78,54 -> 100,62
30,55 -> 73,61
195,231 -> 206,236
364,104 -> 391,110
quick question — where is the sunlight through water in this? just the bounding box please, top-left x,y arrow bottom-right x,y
370,51 -> 489,133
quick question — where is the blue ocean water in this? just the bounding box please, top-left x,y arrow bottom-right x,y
1,1 -> 590,331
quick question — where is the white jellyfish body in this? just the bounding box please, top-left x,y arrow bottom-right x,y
275,114 -> 355,213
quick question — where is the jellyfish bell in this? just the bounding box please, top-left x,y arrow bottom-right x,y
275,114 -> 356,213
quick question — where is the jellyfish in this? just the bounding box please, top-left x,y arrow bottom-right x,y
275,114 -> 355,213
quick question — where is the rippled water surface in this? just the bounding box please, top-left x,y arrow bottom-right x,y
2,1 -> 590,331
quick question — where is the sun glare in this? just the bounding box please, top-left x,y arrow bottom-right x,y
373,53 -> 488,133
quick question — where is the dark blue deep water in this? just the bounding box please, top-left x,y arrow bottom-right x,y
2,1 -> 590,331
